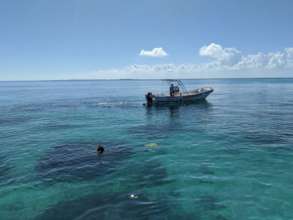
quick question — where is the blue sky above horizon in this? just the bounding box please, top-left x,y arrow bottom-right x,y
0,0 -> 293,80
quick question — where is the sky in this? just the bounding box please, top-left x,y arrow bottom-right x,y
0,0 -> 293,80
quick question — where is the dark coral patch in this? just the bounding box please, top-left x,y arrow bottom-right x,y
40,122 -> 84,131
36,142 -> 132,183
0,155 -> 12,185
0,116 -> 32,126
199,164 -> 215,175
215,214 -> 229,220
196,195 -> 226,211
243,132 -> 285,145
34,192 -> 169,220
132,160 -> 173,188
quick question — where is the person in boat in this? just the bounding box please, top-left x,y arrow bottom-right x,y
174,85 -> 179,94
146,92 -> 153,106
170,83 -> 175,96
170,83 -> 180,96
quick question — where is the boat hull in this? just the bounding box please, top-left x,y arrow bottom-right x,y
149,88 -> 213,106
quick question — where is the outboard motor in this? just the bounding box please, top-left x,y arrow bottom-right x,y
146,92 -> 153,106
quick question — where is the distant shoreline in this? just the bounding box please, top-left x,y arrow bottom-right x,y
1,77 -> 293,82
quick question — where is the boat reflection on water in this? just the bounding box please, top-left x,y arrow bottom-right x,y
145,99 -> 212,119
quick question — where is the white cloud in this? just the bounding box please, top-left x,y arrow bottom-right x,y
139,47 -> 168,57
90,43 -> 293,79
285,48 -> 293,60
199,43 -> 293,71
199,43 -> 242,65
234,51 -> 292,70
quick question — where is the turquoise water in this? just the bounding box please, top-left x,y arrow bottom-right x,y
1,79 -> 293,220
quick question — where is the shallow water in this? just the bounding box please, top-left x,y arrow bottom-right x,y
1,79 -> 293,220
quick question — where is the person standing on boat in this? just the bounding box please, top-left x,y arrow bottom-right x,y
170,83 -> 175,96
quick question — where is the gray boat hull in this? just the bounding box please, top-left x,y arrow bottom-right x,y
146,87 -> 213,106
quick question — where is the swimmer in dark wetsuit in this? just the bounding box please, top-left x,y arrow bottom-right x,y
96,144 -> 104,155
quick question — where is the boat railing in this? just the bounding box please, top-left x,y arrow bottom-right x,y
152,87 -> 213,98
153,92 -> 169,97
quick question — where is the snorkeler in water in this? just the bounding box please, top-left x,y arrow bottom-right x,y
96,144 -> 104,154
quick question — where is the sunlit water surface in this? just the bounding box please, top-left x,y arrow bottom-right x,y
1,79 -> 293,220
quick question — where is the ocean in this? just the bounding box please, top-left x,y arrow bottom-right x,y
1,79 -> 293,220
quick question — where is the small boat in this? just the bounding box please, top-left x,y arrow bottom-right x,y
145,79 -> 213,106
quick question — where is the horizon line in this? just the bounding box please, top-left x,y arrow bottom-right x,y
1,76 -> 293,82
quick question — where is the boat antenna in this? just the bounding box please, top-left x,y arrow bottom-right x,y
177,80 -> 187,93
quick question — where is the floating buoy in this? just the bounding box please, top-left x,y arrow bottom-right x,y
129,194 -> 138,199
145,143 -> 158,148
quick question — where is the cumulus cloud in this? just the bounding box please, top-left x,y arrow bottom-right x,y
91,43 -> 293,79
234,50 -> 293,70
139,47 -> 168,57
199,43 -> 293,71
199,43 -> 242,65
286,48 -> 293,59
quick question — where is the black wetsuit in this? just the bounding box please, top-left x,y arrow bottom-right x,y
97,145 -> 104,154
